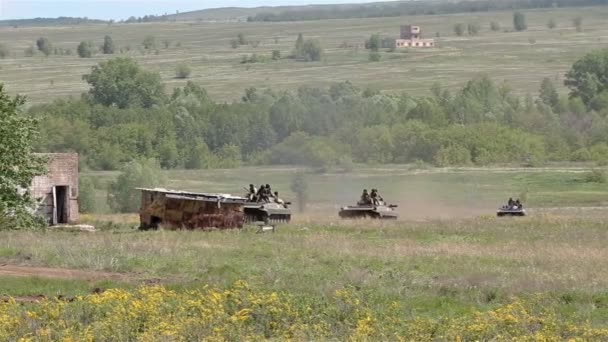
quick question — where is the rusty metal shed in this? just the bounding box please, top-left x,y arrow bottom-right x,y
138,188 -> 247,230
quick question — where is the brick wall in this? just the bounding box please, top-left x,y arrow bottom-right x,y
31,153 -> 79,223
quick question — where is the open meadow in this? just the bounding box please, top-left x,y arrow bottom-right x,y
1,6 -> 608,104
1,166 -> 608,339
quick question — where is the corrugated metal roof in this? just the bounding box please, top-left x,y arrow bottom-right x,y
136,188 -> 247,201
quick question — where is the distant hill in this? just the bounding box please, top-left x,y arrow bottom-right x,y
2,0 -> 607,26
169,0 -> 608,22
0,17 -> 107,27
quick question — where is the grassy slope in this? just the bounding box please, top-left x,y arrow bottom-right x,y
1,216 -> 608,322
1,6 -> 607,104
1,167 -> 607,318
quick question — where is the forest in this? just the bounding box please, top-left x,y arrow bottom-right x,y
28,49 -> 608,171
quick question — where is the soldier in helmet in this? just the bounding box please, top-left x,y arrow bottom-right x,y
515,199 -> 522,209
274,191 -> 285,206
377,190 -> 385,205
256,184 -> 266,202
360,189 -> 371,205
265,184 -> 274,200
507,197 -> 515,208
247,184 -> 257,202
370,189 -> 379,205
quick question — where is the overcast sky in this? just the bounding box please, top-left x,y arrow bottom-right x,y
0,0 -> 403,20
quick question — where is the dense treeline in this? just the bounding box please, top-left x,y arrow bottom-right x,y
29,51 -> 608,171
248,0 -> 608,22
0,17 -> 106,27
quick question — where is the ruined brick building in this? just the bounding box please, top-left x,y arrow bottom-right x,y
396,25 -> 435,48
30,153 -> 79,225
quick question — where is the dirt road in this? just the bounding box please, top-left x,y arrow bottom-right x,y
0,264 -> 127,282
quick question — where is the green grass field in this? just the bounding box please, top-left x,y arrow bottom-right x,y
1,166 -> 608,338
1,6 -> 607,104
85,165 -> 608,216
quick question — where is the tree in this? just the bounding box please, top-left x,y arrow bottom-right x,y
565,49 -> 608,106
366,34 -> 381,52
369,52 -> 381,62
175,64 -> 192,79
467,23 -> 480,35
290,172 -> 308,213
490,21 -> 500,32
0,44 -> 9,59
237,33 -> 247,45
78,176 -> 97,213
102,35 -> 115,54
77,41 -> 93,58
142,35 -> 156,50
513,11 -> 527,31
107,158 -> 166,213
83,57 -> 165,108
0,84 -> 46,229
539,77 -> 559,109
295,33 -> 304,54
547,18 -> 556,29
296,39 -> 323,62
454,23 -> 465,36
272,50 -> 281,60
573,16 -> 583,32
36,37 -> 52,56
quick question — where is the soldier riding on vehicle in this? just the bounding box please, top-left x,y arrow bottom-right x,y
359,189 -> 372,205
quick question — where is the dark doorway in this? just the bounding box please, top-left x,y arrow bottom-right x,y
54,186 -> 69,224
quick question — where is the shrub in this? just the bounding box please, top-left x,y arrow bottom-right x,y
78,176 -> 97,213
454,23 -> 465,36
142,35 -> 156,50
107,159 -> 166,213
490,21 -> 500,31
77,41 -> 94,58
513,11 -> 527,31
24,46 -> 35,57
467,23 -> 480,35
365,33 -> 381,51
573,16 -> 583,32
272,50 -> 281,60
36,37 -> 52,56
583,169 -> 606,183
295,39 -> 323,62
369,52 -> 381,62
102,35 -> 115,54
0,44 -> 9,59
175,64 -> 192,79
434,145 -> 472,167
237,33 -> 247,45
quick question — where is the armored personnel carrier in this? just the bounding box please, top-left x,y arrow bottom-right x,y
496,205 -> 526,217
339,201 -> 398,220
496,198 -> 526,217
243,184 -> 291,223
244,201 -> 291,223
